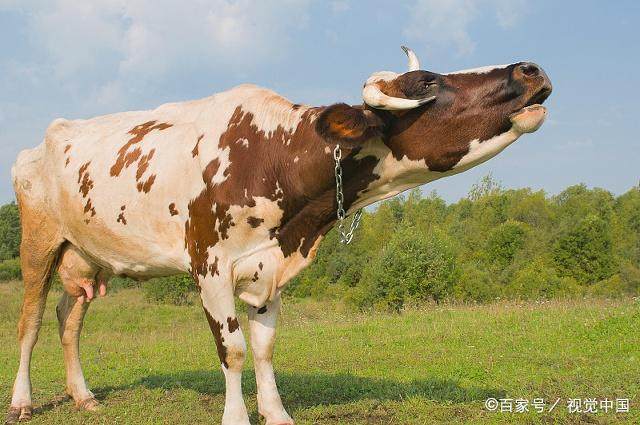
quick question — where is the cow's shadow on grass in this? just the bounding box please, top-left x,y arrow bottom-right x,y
95,369 -> 504,412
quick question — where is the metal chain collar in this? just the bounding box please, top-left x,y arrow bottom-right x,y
333,145 -> 363,244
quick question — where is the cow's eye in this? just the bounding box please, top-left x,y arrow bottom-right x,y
421,79 -> 436,88
401,71 -> 438,98
413,80 -> 436,96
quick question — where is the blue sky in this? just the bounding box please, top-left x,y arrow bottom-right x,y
1,0 -> 638,203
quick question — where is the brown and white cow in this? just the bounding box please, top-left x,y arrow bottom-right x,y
7,47 -> 551,425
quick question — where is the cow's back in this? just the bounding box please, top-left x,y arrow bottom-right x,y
13,84 -> 289,278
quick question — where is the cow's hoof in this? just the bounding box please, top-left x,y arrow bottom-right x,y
5,406 -> 32,424
75,397 -> 100,412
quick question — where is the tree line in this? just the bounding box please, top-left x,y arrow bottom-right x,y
1,176 -> 639,309
288,176 -> 640,310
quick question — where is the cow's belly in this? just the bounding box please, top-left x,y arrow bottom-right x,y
63,219 -> 190,278
51,132 -> 203,278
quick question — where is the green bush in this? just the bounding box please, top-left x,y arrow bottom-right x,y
504,257 -> 582,300
0,203 -> 20,261
553,214 -> 616,284
453,263 -> 500,302
588,262 -> 640,297
0,258 -> 21,281
143,274 -> 196,305
109,275 -> 139,291
486,220 -> 529,270
356,228 -> 458,311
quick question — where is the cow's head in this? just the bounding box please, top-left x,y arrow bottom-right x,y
317,46 -> 552,174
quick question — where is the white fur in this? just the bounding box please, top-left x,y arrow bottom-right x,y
447,64 -> 511,75
453,129 -> 520,171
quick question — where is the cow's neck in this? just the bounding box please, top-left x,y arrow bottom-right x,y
276,128 -> 431,257
345,138 -> 434,212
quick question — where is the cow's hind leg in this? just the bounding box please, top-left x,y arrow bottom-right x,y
55,244 -> 103,411
55,293 -> 98,410
199,272 -> 250,425
7,203 -> 63,424
249,293 -> 293,425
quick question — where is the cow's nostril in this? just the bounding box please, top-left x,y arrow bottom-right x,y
519,63 -> 540,78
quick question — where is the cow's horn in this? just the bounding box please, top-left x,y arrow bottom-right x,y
362,84 -> 435,110
362,48 -> 434,111
401,45 -> 420,71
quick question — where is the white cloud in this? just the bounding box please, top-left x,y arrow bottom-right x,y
404,0 -> 527,56
6,0 -> 311,82
25,0 -> 126,78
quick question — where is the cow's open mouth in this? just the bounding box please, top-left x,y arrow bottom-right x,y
526,86 -> 552,107
509,104 -> 547,133
509,86 -> 551,133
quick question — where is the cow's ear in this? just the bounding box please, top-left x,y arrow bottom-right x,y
315,103 -> 385,148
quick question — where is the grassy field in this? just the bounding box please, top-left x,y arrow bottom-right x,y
0,281 -> 638,424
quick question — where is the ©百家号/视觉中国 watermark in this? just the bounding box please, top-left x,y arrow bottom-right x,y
484,397 -> 630,414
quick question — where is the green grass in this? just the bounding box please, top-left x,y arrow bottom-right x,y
1,281 -> 638,424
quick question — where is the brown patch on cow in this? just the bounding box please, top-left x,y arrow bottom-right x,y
65,157 -> 70,167
218,209 -> 234,240
257,306 -> 267,314
202,158 -> 220,183
79,175 -> 93,197
117,205 -> 127,225
77,161 -> 97,220
227,317 -> 239,333
184,104 -> 380,281
252,271 -> 259,282
185,194 -> 219,278
136,174 -> 156,193
83,199 -> 96,217
203,307 -> 228,368
258,262 -> 263,270
110,121 -> 171,194
135,149 -> 155,180
169,203 -> 179,216
77,161 -> 94,197
111,147 -> 141,177
208,256 -> 219,277
192,134 -> 204,157
64,144 -> 71,153
246,216 -> 264,228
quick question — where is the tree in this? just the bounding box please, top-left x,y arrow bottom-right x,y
486,220 -> 529,270
553,214 -> 616,284
468,173 -> 503,201
358,227 -> 458,311
0,202 -> 21,260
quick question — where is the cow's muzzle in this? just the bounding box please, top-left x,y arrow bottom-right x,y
510,62 -> 552,133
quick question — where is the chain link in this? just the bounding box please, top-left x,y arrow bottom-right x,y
333,145 -> 363,244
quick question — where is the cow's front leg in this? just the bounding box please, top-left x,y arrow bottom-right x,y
249,293 -> 293,425
199,275 -> 250,425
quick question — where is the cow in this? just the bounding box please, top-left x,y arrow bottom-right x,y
6,47 -> 551,425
